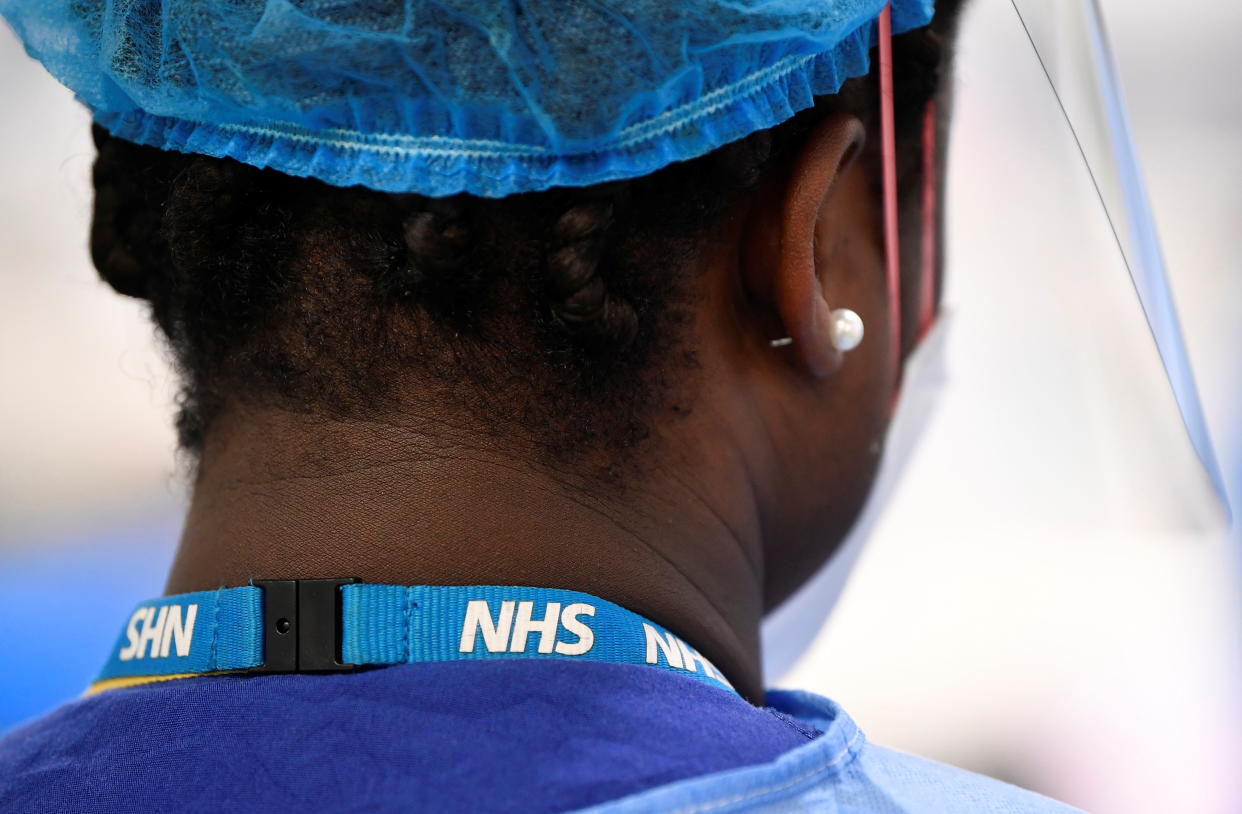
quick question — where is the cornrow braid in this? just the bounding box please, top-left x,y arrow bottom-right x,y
384,198 -> 481,316
545,194 -> 639,353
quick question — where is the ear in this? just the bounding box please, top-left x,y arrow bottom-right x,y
741,113 -> 865,378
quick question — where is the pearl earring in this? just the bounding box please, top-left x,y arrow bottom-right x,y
828,307 -> 864,352
768,308 -> 864,352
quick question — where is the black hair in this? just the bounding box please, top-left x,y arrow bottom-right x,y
89,4 -> 967,467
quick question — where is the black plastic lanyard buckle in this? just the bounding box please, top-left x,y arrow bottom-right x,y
250,578 -> 359,673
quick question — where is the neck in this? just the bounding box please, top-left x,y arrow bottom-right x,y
168,405 -> 768,700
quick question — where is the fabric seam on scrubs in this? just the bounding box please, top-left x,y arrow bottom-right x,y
763,708 -> 822,740
666,728 -> 864,814
569,697 -> 865,814
85,661 -> 742,699
85,671 -> 234,695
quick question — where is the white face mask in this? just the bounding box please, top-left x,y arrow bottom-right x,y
760,315 -> 951,682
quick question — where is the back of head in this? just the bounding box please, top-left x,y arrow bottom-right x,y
88,2 -> 966,476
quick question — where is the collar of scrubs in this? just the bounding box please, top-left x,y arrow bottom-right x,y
92,580 -> 737,697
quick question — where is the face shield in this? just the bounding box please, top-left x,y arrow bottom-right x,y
763,0 -> 1230,679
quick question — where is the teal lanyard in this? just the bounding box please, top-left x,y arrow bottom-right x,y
94,580 -> 736,696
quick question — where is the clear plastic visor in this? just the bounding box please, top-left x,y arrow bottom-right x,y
763,0 -> 1229,679
936,0 -> 1226,531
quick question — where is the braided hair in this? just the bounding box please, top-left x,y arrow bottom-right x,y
89,5 -> 965,463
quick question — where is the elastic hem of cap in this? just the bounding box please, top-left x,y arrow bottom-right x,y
88,7 -> 927,198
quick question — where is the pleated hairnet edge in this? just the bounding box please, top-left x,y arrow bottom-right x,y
84,8 -> 928,198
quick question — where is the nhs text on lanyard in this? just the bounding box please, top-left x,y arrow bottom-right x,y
95,582 -> 736,696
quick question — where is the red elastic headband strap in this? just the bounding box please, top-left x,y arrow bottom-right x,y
877,4 -> 902,384
878,5 -> 940,410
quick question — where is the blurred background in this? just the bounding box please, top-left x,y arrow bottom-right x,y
1,2 -> 1239,812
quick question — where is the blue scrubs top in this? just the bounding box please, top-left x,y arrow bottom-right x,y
0,660 -> 1079,812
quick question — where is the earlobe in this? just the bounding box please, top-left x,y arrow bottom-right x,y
741,113 -> 866,378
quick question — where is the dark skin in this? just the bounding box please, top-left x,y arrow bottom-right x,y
168,114 -> 899,703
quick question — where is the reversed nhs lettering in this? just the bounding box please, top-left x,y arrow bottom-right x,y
459,600 -> 595,656
643,623 -> 731,687
118,604 -> 198,661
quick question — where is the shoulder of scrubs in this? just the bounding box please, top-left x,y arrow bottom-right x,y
576,690 -> 1083,814
0,661 -> 813,812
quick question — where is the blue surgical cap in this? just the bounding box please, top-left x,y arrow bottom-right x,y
2,0 -> 933,198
